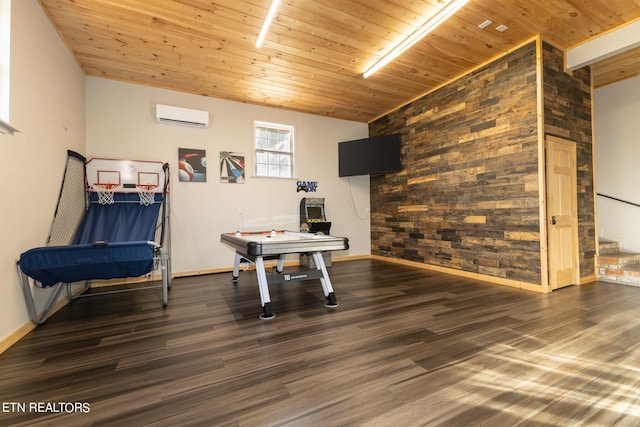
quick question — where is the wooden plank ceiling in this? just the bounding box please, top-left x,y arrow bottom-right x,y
39,0 -> 640,123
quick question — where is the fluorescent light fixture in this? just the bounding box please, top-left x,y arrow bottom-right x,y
478,19 -> 492,29
363,0 -> 469,78
256,0 -> 281,48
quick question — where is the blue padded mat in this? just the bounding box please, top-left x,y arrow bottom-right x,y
19,241 -> 154,287
19,193 -> 163,287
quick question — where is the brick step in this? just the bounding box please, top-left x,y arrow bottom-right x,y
598,238 -> 620,255
598,251 -> 640,269
597,238 -> 640,286
598,263 -> 640,286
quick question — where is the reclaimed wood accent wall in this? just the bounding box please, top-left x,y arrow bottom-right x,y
369,41 -> 541,285
542,42 -> 595,279
369,39 -> 596,287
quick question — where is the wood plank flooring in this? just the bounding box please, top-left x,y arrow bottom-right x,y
2,258 -> 640,426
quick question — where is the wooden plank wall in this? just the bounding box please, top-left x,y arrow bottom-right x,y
369,41 -> 542,286
369,39 -> 597,288
542,42 -> 596,279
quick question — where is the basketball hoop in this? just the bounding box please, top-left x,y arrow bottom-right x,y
92,183 -> 118,205
137,184 -> 157,206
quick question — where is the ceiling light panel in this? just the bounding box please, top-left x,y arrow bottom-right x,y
256,0 -> 281,48
363,0 -> 470,78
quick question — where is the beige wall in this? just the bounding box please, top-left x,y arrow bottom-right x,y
594,75 -> 640,251
0,0 -> 86,343
86,77 -> 370,274
1,1 -> 369,346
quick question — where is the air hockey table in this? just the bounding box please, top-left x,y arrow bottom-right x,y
220,230 -> 349,319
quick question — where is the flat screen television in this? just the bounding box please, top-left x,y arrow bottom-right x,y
338,134 -> 402,177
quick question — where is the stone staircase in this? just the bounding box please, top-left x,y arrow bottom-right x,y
597,238 -> 640,286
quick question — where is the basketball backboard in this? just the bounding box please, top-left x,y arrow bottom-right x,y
85,157 -> 166,194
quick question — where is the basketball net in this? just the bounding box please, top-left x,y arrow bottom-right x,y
137,184 -> 157,206
92,183 -> 118,205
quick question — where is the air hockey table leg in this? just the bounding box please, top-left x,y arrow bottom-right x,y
232,252 -> 242,283
276,254 -> 285,273
312,251 -> 338,308
255,256 -> 276,319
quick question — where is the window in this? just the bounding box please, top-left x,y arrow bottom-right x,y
254,121 -> 295,178
0,0 -> 12,134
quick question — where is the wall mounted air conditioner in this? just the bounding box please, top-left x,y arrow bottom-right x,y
155,104 -> 209,128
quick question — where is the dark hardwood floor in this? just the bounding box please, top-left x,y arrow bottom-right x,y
2,258 -> 640,426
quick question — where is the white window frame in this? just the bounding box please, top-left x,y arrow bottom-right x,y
253,120 -> 296,179
0,0 -> 16,135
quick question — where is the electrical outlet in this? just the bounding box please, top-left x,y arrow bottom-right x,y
238,207 -> 243,214
365,207 -> 371,215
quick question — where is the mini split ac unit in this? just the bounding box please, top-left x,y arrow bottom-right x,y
155,104 -> 209,128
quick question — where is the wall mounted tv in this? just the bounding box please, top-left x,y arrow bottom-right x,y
338,134 -> 402,177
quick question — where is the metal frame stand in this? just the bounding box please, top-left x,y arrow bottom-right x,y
231,250 -> 338,320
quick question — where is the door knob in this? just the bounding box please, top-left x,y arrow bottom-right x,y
551,216 -> 556,225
